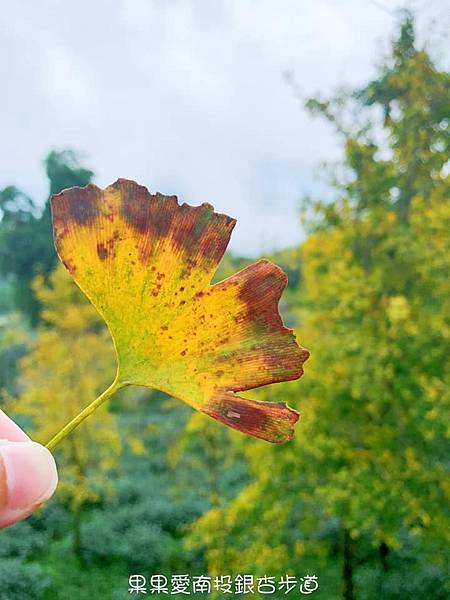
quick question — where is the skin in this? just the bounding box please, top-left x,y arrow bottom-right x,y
0,409 -> 58,529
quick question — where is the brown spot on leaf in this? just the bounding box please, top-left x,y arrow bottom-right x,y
117,179 -> 177,238
62,257 -> 77,274
51,184 -> 103,227
97,243 -> 108,260
202,392 -> 299,443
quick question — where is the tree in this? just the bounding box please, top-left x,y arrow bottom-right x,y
187,14 -> 449,600
0,150 -> 93,323
12,265 -> 121,559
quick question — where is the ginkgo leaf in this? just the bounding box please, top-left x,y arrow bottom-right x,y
51,179 -> 309,443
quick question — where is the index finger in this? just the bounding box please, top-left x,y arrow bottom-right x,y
0,409 -> 30,442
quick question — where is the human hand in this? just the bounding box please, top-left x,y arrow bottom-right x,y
0,409 -> 58,528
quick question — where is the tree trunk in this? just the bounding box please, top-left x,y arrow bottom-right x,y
342,528 -> 354,600
379,541 -> 389,572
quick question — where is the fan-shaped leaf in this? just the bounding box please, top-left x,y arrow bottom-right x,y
51,179 -> 309,443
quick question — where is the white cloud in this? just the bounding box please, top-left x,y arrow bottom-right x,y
0,0 -> 447,255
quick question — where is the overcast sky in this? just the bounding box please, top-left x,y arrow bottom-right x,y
1,0 -> 448,255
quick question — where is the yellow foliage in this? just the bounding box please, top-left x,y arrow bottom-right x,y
12,265 -> 121,509
128,436 -> 146,456
386,295 -> 410,322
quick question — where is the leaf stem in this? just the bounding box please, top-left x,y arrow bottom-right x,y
45,376 -> 124,451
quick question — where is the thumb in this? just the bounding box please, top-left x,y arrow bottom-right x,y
0,440 -> 58,528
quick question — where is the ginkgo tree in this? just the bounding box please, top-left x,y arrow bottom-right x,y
46,178 -> 309,450
13,266 -> 121,558
186,14 -> 450,600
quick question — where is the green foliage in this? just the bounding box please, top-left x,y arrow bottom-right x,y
80,399 -> 207,570
45,150 -> 94,198
0,150 -> 93,323
0,312 -> 30,395
0,521 -> 46,560
0,560 -> 51,600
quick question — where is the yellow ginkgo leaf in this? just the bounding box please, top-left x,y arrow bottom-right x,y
49,179 -> 309,446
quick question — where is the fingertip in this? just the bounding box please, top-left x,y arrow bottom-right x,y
0,441 -> 58,528
0,409 -> 30,442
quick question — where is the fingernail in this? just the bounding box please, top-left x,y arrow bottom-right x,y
0,441 -> 58,510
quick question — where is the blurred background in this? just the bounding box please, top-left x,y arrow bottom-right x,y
0,1 -> 449,599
